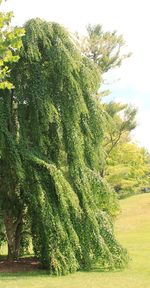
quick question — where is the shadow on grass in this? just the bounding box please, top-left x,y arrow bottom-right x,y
0,255 -> 50,279
0,270 -> 50,279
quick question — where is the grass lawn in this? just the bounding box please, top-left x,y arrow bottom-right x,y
0,193 -> 150,288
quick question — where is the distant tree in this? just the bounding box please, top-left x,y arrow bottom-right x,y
76,24 -> 131,73
0,0 -> 24,89
76,24 -> 147,200
100,101 -> 137,177
106,143 -> 150,198
103,102 -> 137,152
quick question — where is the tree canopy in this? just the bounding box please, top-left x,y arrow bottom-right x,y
0,18 -> 128,274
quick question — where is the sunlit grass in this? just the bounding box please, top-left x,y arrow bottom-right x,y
0,193 -> 150,288
0,244 -> 7,256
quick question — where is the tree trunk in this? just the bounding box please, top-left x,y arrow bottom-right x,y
15,221 -> 22,259
4,210 -> 23,260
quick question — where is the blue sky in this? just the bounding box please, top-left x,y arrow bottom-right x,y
1,0 -> 150,151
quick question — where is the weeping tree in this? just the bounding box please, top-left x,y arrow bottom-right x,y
0,18 -> 128,274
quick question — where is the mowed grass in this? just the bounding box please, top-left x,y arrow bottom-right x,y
0,193 -> 150,288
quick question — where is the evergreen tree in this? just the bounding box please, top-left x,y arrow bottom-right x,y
76,24 -> 131,73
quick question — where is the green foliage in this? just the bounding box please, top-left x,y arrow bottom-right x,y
0,18 -> 128,274
0,0 -> 24,89
106,143 -> 150,198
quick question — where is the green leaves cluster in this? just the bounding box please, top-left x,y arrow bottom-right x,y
106,143 -> 150,198
0,0 -> 24,89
